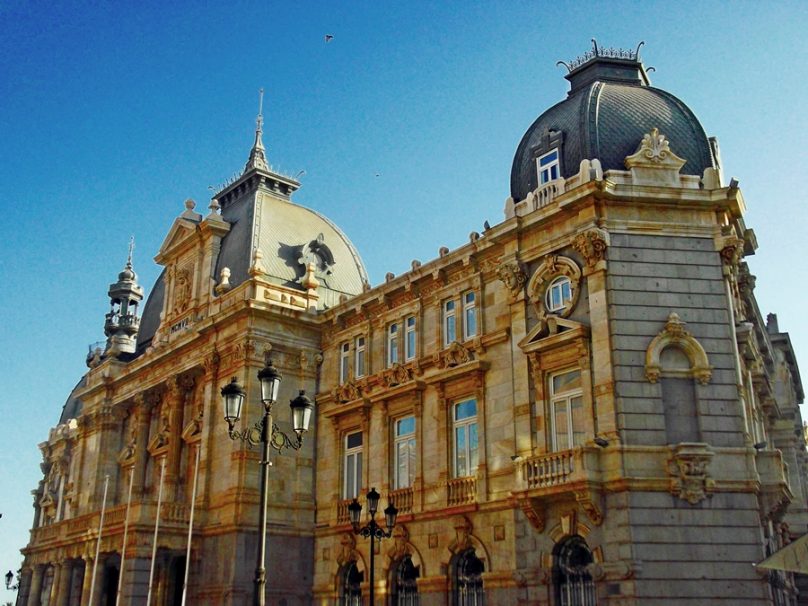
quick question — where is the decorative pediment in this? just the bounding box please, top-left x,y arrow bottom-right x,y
155,203 -> 202,264
624,128 -> 687,187
181,416 -> 203,444
519,316 -> 589,353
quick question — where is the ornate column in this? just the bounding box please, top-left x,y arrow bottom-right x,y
132,393 -> 155,497
54,560 -> 74,606
162,376 -> 185,503
26,564 -> 44,606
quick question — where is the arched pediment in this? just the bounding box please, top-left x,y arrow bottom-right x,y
645,312 -> 712,384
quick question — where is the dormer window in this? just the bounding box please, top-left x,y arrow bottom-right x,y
538,149 -> 560,185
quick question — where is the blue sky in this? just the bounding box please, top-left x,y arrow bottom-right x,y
1,0 -> 807,597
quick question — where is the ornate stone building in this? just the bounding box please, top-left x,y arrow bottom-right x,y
19,44 -> 807,605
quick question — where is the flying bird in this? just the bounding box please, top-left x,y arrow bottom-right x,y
324,34 -> 334,43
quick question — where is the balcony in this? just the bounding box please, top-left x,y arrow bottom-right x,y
390,486 -> 414,515
515,447 -> 601,495
336,498 -> 352,526
756,449 -> 794,518
447,476 -> 477,507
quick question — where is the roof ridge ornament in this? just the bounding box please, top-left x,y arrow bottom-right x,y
244,87 -> 269,173
557,40 -> 645,73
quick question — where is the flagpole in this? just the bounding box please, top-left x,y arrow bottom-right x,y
116,466 -> 135,603
146,458 -> 166,606
87,474 -> 109,606
181,444 -> 202,606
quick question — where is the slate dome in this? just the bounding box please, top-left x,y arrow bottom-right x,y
510,47 -> 716,202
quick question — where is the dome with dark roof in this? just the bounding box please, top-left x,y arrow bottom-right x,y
59,376 -> 86,424
510,50 -> 716,202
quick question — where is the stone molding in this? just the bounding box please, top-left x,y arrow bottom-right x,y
645,312 -> 712,384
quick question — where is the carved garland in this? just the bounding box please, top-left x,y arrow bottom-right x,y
645,312 -> 712,385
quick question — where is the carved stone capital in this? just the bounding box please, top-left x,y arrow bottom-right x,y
495,260 -> 527,299
572,228 -> 609,269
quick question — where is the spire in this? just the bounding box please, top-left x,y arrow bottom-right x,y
244,88 -> 269,173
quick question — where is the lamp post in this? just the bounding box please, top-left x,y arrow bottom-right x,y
220,357 -> 314,606
348,487 -> 398,606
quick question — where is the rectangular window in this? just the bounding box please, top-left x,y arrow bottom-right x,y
549,369 -> 584,451
354,335 -> 366,378
340,342 -> 350,383
343,431 -> 363,499
405,316 -> 417,361
453,398 -> 478,478
443,300 -> 456,346
387,323 -> 399,367
537,149 -> 559,185
463,291 -> 477,340
393,416 -> 416,489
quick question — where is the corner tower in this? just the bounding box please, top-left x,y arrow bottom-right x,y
104,240 -> 144,356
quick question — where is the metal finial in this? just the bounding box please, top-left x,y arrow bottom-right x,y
634,41 -> 645,60
256,88 -> 264,132
556,60 -> 572,73
591,39 -> 599,56
127,236 -> 135,267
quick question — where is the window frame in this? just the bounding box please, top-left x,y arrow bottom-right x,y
405,315 -> 417,361
546,275 -> 573,313
387,322 -> 400,367
548,369 -> 584,452
343,430 -> 364,499
339,342 -> 350,384
462,291 -> 477,340
537,148 -> 560,185
452,398 -> 479,478
354,335 -> 366,378
443,299 -> 457,346
393,415 -> 417,490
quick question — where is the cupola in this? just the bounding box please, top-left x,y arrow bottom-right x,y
104,239 -> 144,356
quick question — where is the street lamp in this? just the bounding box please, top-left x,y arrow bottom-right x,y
348,487 -> 398,605
221,356 -> 314,606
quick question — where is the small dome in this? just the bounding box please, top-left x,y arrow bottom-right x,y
510,52 -> 715,202
118,264 -> 136,282
59,376 -> 86,424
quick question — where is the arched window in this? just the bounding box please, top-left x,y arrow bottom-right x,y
451,549 -> 484,606
390,554 -> 420,606
553,535 -> 597,606
339,562 -> 363,606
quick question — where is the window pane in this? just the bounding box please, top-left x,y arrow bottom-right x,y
407,438 -> 416,486
553,400 -> 570,451
356,455 -> 362,495
540,150 -> 558,166
406,328 -> 416,359
356,351 -> 365,376
469,422 -> 478,474
464,291 -> 475,305
455,427 -> 467,477
397,416 -> 415,436
446,315 -> 456,343
455,399 -> 477,420
551,286 -> 562,309
347,432 -> 362,449
445,300 -> 455,312
465,307 -> 477,338
571,396 -> 585,447
396,442 -> 408,488
553,370 -> 581,394
561,280 -> 572,304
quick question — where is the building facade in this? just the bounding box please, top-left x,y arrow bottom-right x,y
18,45 -> 807,605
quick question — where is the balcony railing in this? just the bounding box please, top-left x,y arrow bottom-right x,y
522,450 -> 575,489
389,486 -> 414,515
447,476 -> 476,506
336,498 -> 352,525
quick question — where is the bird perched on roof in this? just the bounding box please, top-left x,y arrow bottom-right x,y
324,34 -> 334,43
